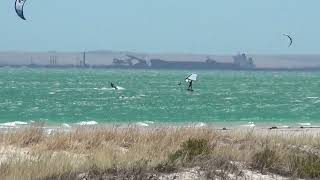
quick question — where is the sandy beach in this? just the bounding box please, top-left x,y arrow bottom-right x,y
0,124 -> 319,180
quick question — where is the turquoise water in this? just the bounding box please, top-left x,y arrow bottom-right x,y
0,68 -> 320,126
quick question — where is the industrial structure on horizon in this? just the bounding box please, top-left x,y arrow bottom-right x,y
111,53 -> 255,70
2,51 -> 320,70
0,51 -> 256,70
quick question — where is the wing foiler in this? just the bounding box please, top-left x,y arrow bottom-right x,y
185,73 -> 198,91
15,0 -> 27,20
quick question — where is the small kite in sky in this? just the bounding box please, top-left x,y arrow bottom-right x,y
15,0 -> 27,20
283,34 -> 293,47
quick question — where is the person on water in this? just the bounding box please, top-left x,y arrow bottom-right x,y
110,82 -> 118,90
187,80 -> 193,91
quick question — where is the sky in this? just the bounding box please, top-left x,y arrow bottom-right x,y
0,0 -> 320,54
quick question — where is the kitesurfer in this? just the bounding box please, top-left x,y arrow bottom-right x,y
110,82 -> 118,90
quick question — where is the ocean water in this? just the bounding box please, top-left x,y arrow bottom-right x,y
0,68 -> 320,127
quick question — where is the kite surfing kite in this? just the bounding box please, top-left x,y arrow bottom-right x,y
283,34 -> 293,47
185,73 -> 198,91
15,0 -> 27,20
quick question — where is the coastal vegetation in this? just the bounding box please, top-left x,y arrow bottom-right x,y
0,124 -> 320,179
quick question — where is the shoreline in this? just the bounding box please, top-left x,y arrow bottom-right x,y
1,120 -> 320,134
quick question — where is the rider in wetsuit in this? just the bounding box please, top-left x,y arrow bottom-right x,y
110,82 -> 118,90
187,80 -> 193,91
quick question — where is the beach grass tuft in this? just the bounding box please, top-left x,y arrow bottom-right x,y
252,145 -> 278,173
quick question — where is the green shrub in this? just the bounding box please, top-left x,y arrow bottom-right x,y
169,138 -> 210,162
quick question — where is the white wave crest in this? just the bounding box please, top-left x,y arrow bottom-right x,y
195,122 -> 207,128
136,122 -> 149,127
307,97 -> 318,99
298,122 -> 311,126
0,121 -> 28,127
62,123 -> 72,128
241,122 -> 256,128
143,121 -> 155,124
116,86 -> 125,90
76,121 -> 98,126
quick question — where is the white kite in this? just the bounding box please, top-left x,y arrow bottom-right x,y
185,73 -> 198,83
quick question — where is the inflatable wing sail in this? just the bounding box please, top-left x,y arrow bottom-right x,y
15,0 -> 27,20
283,34 -> 293,47
185,73 -> 198,82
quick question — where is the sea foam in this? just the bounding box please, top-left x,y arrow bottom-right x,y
76,121 -> 98,126
298,122 -> 311,126
241,122 -> 256,128
0,121 -> 28,127
136,122 -> 149,127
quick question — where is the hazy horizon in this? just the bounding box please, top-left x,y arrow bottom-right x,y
1,0 -> 320,54
3,49 -> 320,56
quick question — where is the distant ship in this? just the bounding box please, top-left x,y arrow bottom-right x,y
112,53 -> 255,70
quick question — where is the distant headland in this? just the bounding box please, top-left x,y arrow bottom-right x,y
1,50 -> 320,70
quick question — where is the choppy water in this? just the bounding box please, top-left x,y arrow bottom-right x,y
0,68 -> 320,127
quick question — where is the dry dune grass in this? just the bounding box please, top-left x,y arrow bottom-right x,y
0,126 -> 320,179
